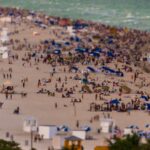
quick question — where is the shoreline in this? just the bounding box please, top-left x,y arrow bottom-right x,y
0,6 -> 150,33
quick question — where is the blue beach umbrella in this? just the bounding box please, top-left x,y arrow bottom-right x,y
81,126 -> 91,132
90,52 -> 100,57
128,125 -> 139,129
53,49 -> 61,55
110,99 -> 120,105
137,131 -> 146,137
140,96 -> 149,101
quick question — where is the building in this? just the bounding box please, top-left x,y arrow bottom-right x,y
38,125 -> 58,139
23,117 -> 38,132
64,136 -> 83,150
100,118 -> 115,133
72,130 -> 86,140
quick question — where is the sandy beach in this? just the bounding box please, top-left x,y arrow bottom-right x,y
0,7 -> 150,150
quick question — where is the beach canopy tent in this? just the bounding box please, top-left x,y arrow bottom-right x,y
140,95 -> 149,101
53,49 -> 61,55
100,66 -> 124,77
100,66 -> 116,74
86,66 -> 97,73
109,99 -> 120,105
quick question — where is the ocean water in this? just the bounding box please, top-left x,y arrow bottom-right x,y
1,0 -> 150,31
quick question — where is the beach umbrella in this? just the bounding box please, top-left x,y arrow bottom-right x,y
93,47 -> 102,53
81,126 -> 91,132
145,124 -> 150,128
128,125 -> 139,129
107,51 -> 115,57
109,99 -> 120,105
137,131 -> 146,137
75,47 -> 88,53
53,49 -> 61,55
57,125 -> 69,132
64,42 -> 70,46
90,52 -> 100,57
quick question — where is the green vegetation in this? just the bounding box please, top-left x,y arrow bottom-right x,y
0,139 -> 22,150
108,134 -> 150,150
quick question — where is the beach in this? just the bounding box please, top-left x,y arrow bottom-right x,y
0,7 -> 150,150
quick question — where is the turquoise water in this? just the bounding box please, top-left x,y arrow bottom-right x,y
1,0 -> 150,31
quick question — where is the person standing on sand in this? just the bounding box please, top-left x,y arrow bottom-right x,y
76,120 -> 79,128
55,102 -> 57,109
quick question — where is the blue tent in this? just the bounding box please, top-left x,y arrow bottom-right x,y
73,23 -> 88,30
107,51 -> 115,57
75,48 -> 88,53
141,96 -> 149,101
110,99 -> 120,105
87,66 -> 97,73
90,52 -> 100,57
64,42 -> 70,46
115,71 -> 124,77
101,66 -> 123,77
101,66 -> 116,73
53,49 -> 61,55
93,47 -> 102,53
